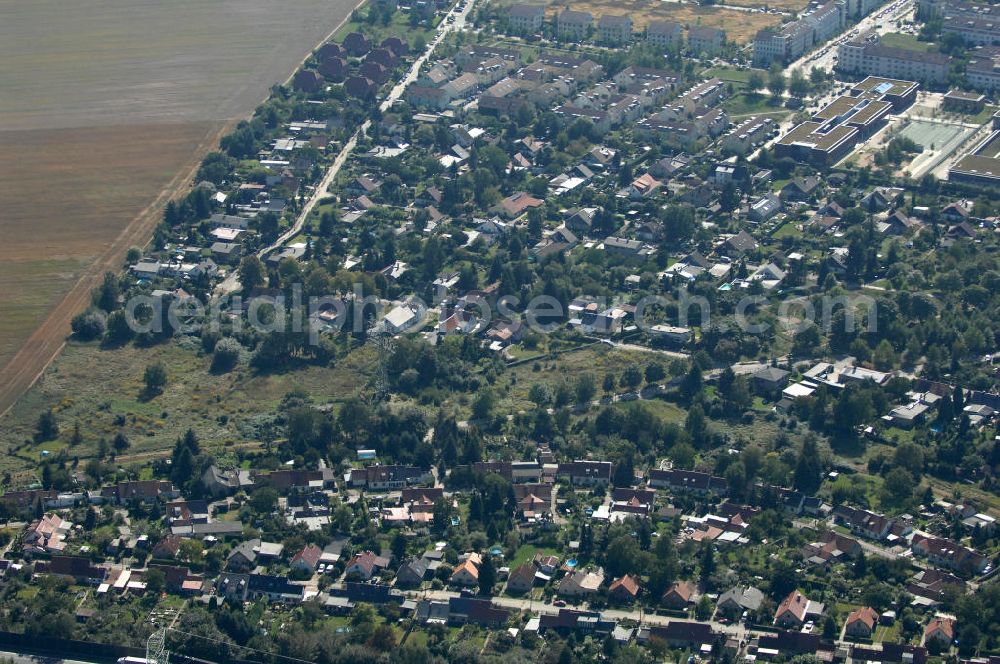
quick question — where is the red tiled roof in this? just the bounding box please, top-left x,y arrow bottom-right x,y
847,607 -> 878,630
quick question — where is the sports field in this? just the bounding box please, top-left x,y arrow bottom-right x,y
0,0 -> 362,413
898,120 -> 974,179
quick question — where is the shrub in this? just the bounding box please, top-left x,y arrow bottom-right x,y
71,309 -> 107,340
211,337 -> 242,372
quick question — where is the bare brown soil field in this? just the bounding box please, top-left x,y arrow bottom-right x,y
720,0 -> 808,11
547,0 -> 783,43
0,0 -> 365,131
0,121 -> 225,419
0,0 -> 363,416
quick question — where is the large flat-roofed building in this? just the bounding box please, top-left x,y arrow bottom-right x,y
774,95 -> 892,165
775,122 -> 860,165
949,127 -> 1000,187
838,34 -> 951,84
849,76 -> 919,110
943,89 -> 986,113
812,95 -> 893,133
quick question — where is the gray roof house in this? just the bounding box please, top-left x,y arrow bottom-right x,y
717,585 -> 765,616
751,367 -> 791,397
396,557 -> 431,587
748,194 -> 783,223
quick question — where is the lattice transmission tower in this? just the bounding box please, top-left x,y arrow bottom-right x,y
369,321 -> 395,403
146,627 -> 169,664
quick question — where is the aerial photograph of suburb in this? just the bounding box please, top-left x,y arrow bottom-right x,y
2,0 -> 1000,662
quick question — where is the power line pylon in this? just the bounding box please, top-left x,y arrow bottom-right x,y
368,321 -> 394,403
147,626 -> 169,664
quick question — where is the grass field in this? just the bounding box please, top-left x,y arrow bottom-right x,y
772,221 -> 804,239
0,0 -> 364,395
545,0 -> 783,44
877,32 -> 936,53
704,67 -> 758,86
722,92 -> 792,119
0,335 -> 683,476
0,336 -> 376,475
874,623 -> 901,643
968,104 -> 999,125
333,8 -> 438,45
502,344 -> 661,411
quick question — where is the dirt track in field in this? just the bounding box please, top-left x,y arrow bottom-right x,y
0,120 -> 228,418
0,0 -> 363,418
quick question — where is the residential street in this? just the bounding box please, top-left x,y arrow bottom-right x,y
218,0 -> 478,295
402,587 -> 751,639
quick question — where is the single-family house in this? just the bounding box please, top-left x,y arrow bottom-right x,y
661,580 -> 696,610
609,575 -> 641,603
774,590 -> 825,628
924,616 -> 955,648
344,551 -> 391,581
290,544 -> 322,574
845,607 -> 879,638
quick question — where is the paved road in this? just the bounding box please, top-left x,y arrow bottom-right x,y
788,0 -> 915,76
404,588 -> 750,638
218,0 -> 478,295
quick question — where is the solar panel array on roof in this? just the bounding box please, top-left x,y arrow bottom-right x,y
874,82 -> 893,94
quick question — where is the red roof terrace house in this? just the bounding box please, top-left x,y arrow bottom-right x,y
911,534 -> 988,576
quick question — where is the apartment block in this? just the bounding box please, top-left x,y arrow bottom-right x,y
837,34 -> 951,84
966,46 -> 1000,90
753,20 -> 814,66
598,14 -> 633,45
646,20 -> 683,49
507,4 -> 545,34
557,9 -> 593,40
688,26 -> 725,55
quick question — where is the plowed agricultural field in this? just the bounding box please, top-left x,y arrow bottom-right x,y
0,0 -> 361,415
